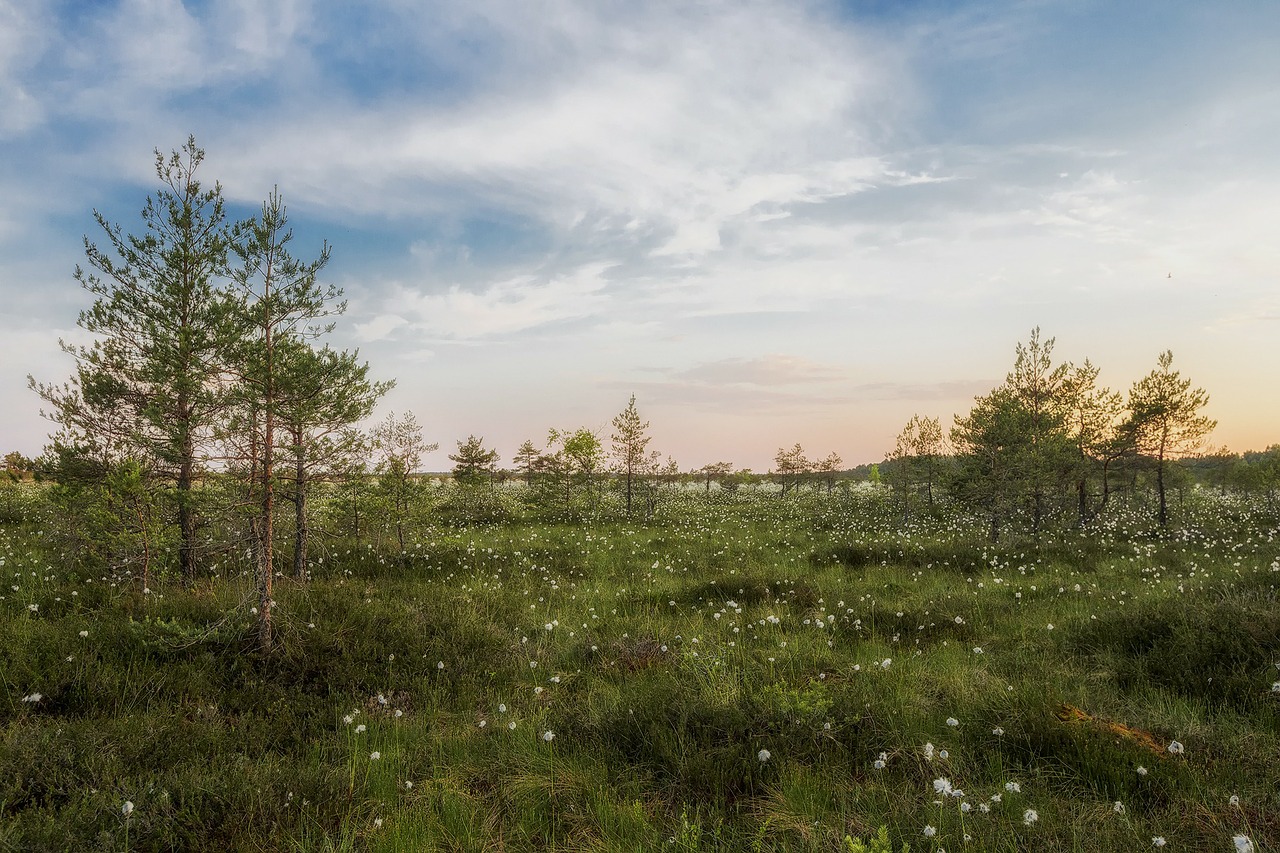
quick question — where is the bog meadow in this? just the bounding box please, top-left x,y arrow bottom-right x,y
3,142 -> 1279,852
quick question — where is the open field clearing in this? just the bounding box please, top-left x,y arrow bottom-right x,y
3,486 -> 1277,851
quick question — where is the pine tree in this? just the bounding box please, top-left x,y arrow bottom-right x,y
449,435 -> 500,485
1124,351 -> 1216,529
610,395 -> 651,514
888,414 -> 945,517
226,190 -> 345,649
514,439 -> 541,486
31,137 -> 239,583
374,411 -> 437,552
1061,360 -> 1123,523
773,444 -> 810,495
951,329 -> 1076,538
277,343 -> 388,580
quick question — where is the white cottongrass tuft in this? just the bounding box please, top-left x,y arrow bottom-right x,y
1234,835 -> 1255,853
757,748 -> 771,763
121,801 -> 134,816
1023,809 -> 1038,825
1167,740 -> 1184,755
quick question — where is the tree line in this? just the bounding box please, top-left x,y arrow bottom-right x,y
14,141 -> 1272,648
889,328 -> 1221,538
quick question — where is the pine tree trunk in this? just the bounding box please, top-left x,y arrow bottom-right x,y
256,288 -> 275,652
292,430 -> 308,580
1156,454 -> 1168,529
178,453 -> 196,584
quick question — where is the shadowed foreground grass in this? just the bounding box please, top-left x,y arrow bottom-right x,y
2,495 -> 1278,851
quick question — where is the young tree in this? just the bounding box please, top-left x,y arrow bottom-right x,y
772,444 -> 810,495
1124,351 -> 1216,529
1060,360 -> 1123,523
610,395 -> 652,515
888,414 -> 945,517
562,428 -> 604,493
950,386 -> 1025,542
952,330 -> 1077,537
536,428 -> 603,512
42,459 -> 165,588
514,439 -> 541,486
226,190 -> 342,649
374,411 -> 437,552
1003,329 -> 1074,531
30,137 -> 239,583
449,435 -> 500,485
698,461 -> 734,493
815,451 -> 843,493
277,343 -> 388,579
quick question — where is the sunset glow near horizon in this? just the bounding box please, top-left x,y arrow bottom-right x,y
2,1 -> 1278,472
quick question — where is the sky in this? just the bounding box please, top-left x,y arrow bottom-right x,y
2,0 -> 1278,472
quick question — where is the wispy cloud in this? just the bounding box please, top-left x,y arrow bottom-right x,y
676,354 -> 847,387
3,0 -> 1280,464
382,261 -> 617,341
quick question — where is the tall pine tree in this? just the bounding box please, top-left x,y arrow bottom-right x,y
32,137 -> 239,583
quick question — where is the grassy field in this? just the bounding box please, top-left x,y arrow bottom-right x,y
2,486 -> 1278,851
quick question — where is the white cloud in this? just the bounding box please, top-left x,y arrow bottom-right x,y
678,354 -> 847,387
0,0 -> 49,136
390,261 -> 616,339
211,0 -> 904,246
353,313 -> 408,342
4,0 -> 1280,462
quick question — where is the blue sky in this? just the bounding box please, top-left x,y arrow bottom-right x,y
3,0 -> 1278,470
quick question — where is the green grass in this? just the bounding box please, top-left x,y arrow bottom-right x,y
2,488 -> 1278,851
